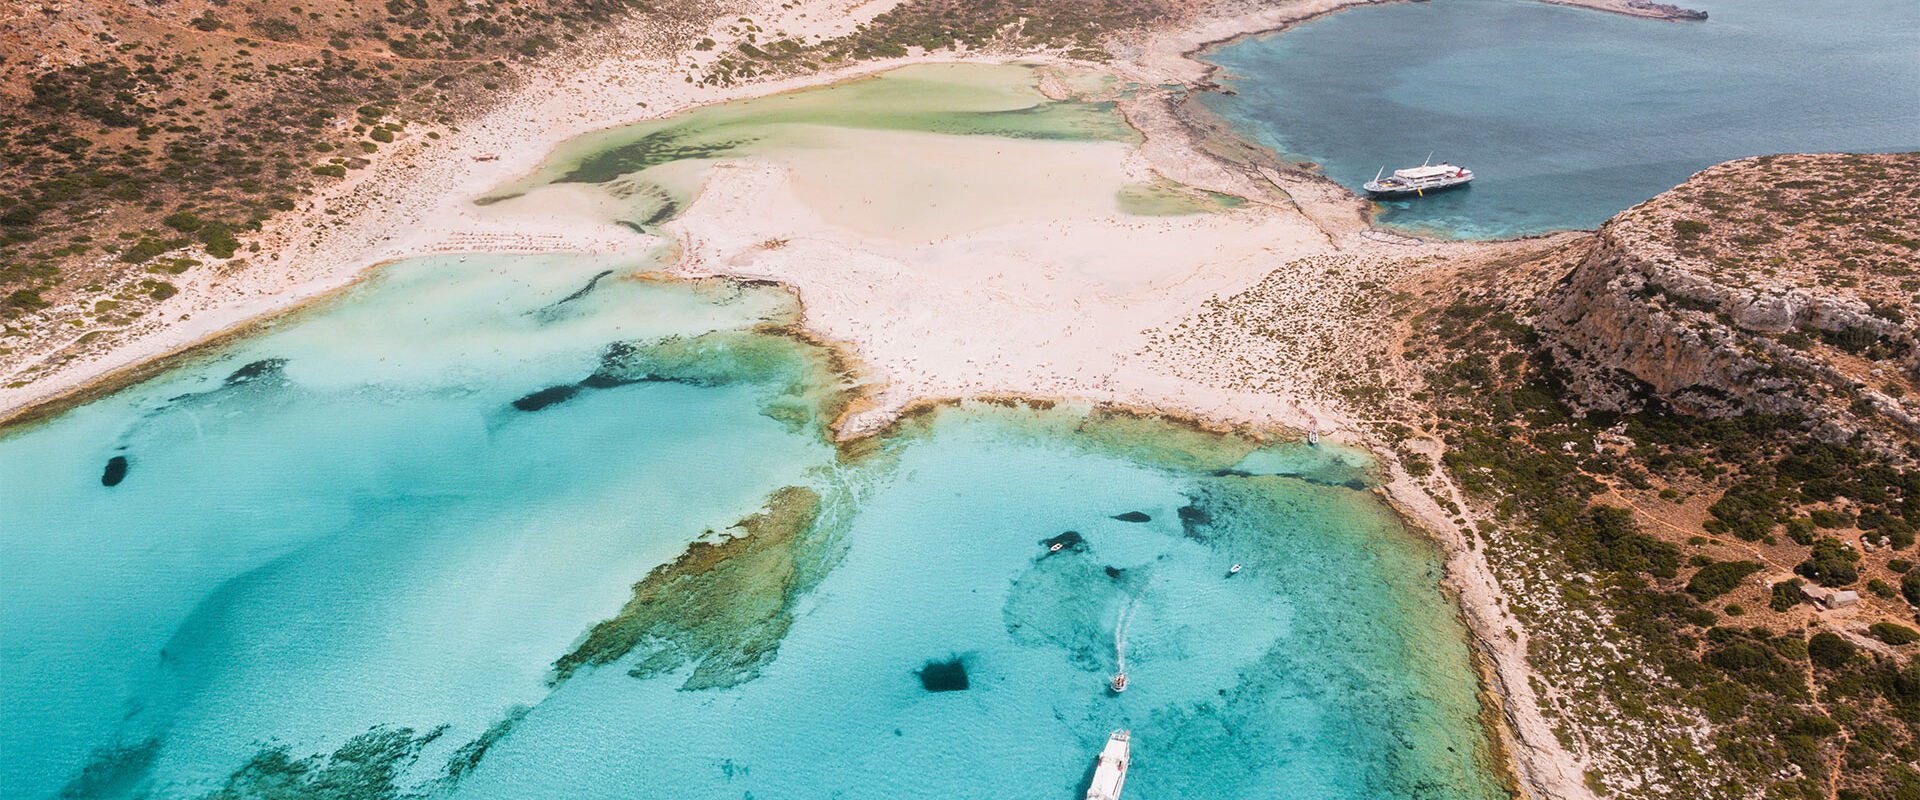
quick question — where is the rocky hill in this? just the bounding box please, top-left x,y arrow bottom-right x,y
1391,152 -> 1920,799
1538,153 -> 1920,457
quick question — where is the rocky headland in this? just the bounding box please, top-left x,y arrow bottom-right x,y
1539,153 -> 1919,456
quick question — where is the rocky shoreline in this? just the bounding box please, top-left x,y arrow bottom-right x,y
1540,0 -> 1708,20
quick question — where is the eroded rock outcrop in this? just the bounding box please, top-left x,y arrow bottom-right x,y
1536,153 -> 1920,451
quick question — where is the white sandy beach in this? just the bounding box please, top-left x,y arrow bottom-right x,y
664,123 -> 1333,437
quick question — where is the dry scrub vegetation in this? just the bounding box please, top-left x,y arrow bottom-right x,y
0,0 -> 732,379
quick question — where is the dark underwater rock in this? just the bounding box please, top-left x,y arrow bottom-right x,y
511,384 -> 581,412
1210,465 -> 1368,491
55,737 -> 160,799
557,270 -> 614,306
1040,531 -> 1086,555
577,373 -> 633,389
532,270 -> 616,322
641,199 -> 680,226
578,342 -> 643,388
223,358 -> 287,386
1177,503 -> 1213,540
101,456 -> 129,487
917,657 -> 969,692
1111,511 -> 1151,523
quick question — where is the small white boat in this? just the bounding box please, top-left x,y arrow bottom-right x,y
1085,730 -> 1132,800
1228,563 -> 1243,576
1110,671 -> 1128,693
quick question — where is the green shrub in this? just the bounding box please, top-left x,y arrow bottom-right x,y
1688,560 -> 1764,600
1892,527 -> 1917,550
1796,537 -> 1861,587
197,222 -> 239,259
1808,631 -> 1856,668
1771,579 -> 1805,612
369,128 -> 395,143
1707,479 -> 1791,541
1707,640 -> 1773,671
1696,681 -> 1749,722
4,288 -> 50,313
1869,622 -> 1920,645
1567,505 -> 1680,578
119,237 -> 187,264
162,211 -> 203,233
252,17 -> 301,41
1902,570 -> 1920,605
1,205 -> 40,226
1809,508 -> 1855,528
1790,713 -> 1840,738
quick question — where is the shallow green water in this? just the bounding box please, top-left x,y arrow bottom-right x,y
487,63 -> 1141,228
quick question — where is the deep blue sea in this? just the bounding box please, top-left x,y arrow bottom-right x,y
1,250 -> 1502,798
1201,0 -> 1920,238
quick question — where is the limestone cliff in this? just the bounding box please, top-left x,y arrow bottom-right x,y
1536,153 -> 1920,454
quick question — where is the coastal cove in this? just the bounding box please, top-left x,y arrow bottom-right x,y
3,1 -> 1916,798
2,64 -> 1512,799
1199,0 -> 1920,239
1,254 -> 1506,800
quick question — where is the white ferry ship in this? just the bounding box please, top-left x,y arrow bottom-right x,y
1084,730 -> 1131,800
1364,159 -> 1474,198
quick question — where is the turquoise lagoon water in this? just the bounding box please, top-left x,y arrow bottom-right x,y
0,254 -> 840,798
5,63 -> 1506,799
0,250 -> 1506,799
1201,0 -> 1920,238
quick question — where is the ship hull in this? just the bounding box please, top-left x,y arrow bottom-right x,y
1364,178 -> 1472,198
1085,731 -> 1131,800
